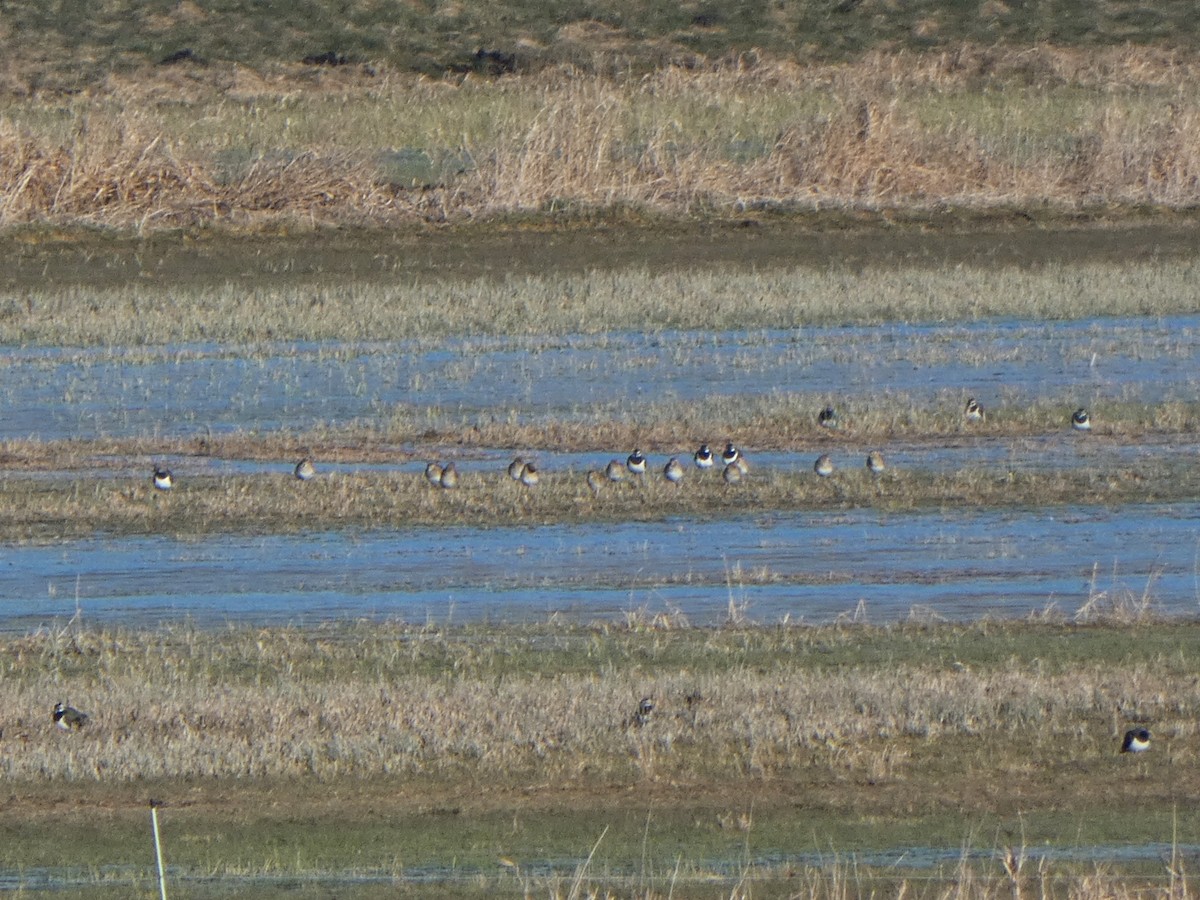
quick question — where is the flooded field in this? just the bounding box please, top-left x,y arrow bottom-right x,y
4,315 -> 1200,440
2,227 -> 1198,894
5,501 -> 1199,633
2,225 -> 1200,633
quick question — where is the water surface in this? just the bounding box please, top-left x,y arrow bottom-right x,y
4,315 -> 1199,440
6,503 -> 1197,632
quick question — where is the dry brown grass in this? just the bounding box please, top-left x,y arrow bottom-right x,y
3,48 -> 1200,229
5,619 -> 1197,894
4,619 -> 1196,788
0,459 -> 1194,539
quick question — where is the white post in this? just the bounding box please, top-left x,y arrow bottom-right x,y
150,801 -> 168,900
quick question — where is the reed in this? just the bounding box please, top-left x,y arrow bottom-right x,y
3,48 -> 1200,229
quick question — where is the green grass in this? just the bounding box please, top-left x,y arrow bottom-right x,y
3,239 -> 1200,344
3,0 -> 1200,86
3,620 -> 1199,895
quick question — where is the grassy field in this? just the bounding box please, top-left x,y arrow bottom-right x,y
3,6 -> 1200,896
4,0 -> 1200,83
1,238 -> 1199,343
2,619 -> 1198,897
2,44 -> 1200,229
0,453 -> 1197,540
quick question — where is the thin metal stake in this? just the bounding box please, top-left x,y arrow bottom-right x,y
150,800 -> 168,900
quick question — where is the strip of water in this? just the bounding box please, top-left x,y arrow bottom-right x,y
3,504 -> 1197,633
3,315 -> 1199,440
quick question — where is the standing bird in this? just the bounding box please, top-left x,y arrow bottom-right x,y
294,457 -> 316,481
438,462 -> 459,489
722,463 -> 742,485
507,458 -> 526,481
605,459 -> 626,483
693,444 -> 715,470
663,457 -> 684,485
1072,408 -> 1092,431
424,462 -> 444,486
53,702 -> 89,731
818,405 -> 838,429
152,466 -> 173,491
721,442 -> 740,466
814,454 -> 835,477
626,449 -> 647,476
518,462 -> 539,487
586,469 -> 604,496
632,697 -> 654,728
964,398 -> 984,422
866,451 -> 885,474
1121,728 -> 1151,753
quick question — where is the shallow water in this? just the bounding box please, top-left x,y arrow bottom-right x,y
6,503 -> 1197,632
3,841 -> 1194,893
3,315 -> 1200,440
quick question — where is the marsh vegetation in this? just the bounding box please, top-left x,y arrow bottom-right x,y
3,4 -> 1200,895
4,619 -> 1198,897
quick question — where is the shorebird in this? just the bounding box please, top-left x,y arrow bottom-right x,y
507,457 -> 526,481
1072,408 -> 1092,431
518,462 -> 539,487
722,462 -> 742,484
1121,728 -> 1151,753
964,398 -> 984,422
663,457 -> 685,485
814,454 -> 835,477
424,462 -> 444,486
152,466 -> 173,491
818,405 -> 838,429
605,459 -> 625,482
721,442 -> 740,466
586,469 -> 604,496
294,457 -> 316,481
626,449 -> 647,476
693,444 -> 715,470
866,451 -> 885,474
438,462 -> 459,489
633,697 -> 654,727
53,702 -> 88,731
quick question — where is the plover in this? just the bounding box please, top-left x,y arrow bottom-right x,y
693,444 -> 715,470
663,457 -> 684,485
586,469 -> 604,496
964,398 -> 984,422
814,454 -> 835,477
294,457 -> 316,481
866,451 -> 885,474
1121,728 -> 1151,753
722,463 -> 742,484
438,462 -> 459,489
518,462 -> 539,487
424,462 -> 444,486
626,449 -> 647,476
633,697 -> 654,728
152,466 -> 173,491
1072,408 -> 1092,431
53,702 -> 89,731
605,459 -> 625,482
721,442 -> 740,466
818,405 -> 838,429
507,457 -> 526,481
